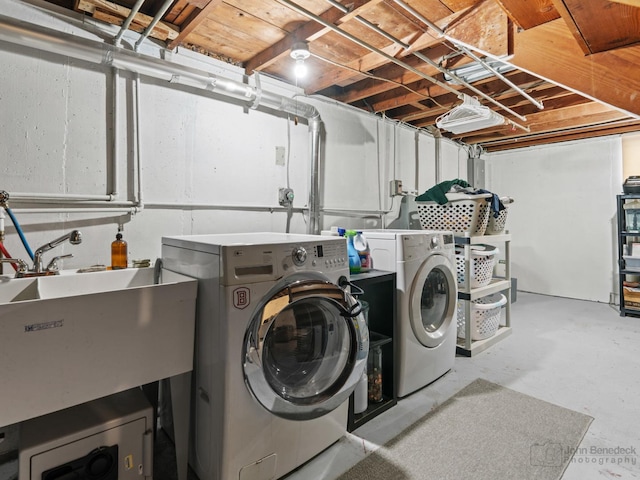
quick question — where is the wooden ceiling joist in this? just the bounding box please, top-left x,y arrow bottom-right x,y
479,120 -> 640,151
75,0 -> 179,41
244,0 -> 382,75
166,0 -> 224,50
510,17 -> 640,118
51,0 -> 640,151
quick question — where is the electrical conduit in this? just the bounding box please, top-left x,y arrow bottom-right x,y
0,14 -> 323,233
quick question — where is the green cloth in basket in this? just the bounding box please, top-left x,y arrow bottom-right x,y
416,179 -> 470,205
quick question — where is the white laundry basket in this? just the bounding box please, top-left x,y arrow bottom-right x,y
416,192 -> 491,235
485,197 -> 514,235
457,293 -> 507,340
455,244 -> 499,288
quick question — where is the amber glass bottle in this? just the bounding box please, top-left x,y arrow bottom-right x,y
111,232 -> 128,269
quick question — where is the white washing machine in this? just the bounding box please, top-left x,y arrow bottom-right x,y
161,232 -> 368,480
362,229 -> 457,397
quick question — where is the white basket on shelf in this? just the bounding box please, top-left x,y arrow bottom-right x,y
416,192 -> 491,235
457,293 -> 507,340
485,197 -> 514,235
623,255 -> 640,272
455,244 -> 499,288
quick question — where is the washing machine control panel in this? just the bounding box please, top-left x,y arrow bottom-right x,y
292,246 -> 308,265
442,233 -> 454,244
284,241 -> 347,273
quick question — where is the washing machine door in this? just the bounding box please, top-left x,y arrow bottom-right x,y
409,253 -> 457,348
243,272 -> 369,420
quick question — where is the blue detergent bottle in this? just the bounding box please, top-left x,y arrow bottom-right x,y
354,231 -> 371,271
345,230 -> 361,274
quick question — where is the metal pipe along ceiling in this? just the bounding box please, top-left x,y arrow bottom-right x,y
0,14 -> 323,234
322,0 -> 526,122
114,0 -> 145,46
280,0 -> 528,126
274,0 -> 462,99
134,0 -> 173,51
390,0 -> 544,111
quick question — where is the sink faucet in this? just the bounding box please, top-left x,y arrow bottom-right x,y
0,257 -> 28,275
33,230 -> 82,274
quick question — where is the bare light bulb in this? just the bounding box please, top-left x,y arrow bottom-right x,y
294,59 -> 308,78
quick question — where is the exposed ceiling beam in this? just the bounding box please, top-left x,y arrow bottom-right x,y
166,0 -> 224,50
493,0 -> 559,30
551,0 -> 640,54
243,0 -> 381,74
509,17 -> 640,118
320,1 -> 509,102
350,63 -> 532,114
306,3 -> 506,94
480,120 -> 640,151
75,0 -> 179,41
305,31 -> 421,93
329,43 -> 460,103
608,0 -> 640,5
457,102 -> 633,144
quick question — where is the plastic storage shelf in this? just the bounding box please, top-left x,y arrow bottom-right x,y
455,244 -> 498,288
456,293 -> 507,340
455,233 -> 512,356
348,269 -> 397,432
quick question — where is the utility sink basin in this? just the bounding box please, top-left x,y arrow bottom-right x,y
0,267 -> 197,427
0,276 -> 41,303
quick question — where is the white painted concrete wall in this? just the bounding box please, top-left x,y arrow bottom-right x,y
0,0 -> 465,272
483,137 -> 623,303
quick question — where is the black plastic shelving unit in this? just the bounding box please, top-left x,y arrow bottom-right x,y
617,194 -> 640,317
347,269 -> 397,432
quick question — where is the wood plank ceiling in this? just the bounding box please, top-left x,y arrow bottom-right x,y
43,0 -> 640,151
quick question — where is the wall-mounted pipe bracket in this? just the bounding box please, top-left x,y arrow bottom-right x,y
251,72 -> 263,110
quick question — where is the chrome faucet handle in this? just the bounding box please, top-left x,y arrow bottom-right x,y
46,254 -> 73,272
33,230 -> 82,273
0,257 -> 28,275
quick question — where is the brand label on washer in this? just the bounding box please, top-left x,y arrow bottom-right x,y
233,287 -> 250,309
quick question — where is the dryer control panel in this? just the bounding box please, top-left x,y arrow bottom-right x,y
400,231 -> 455,262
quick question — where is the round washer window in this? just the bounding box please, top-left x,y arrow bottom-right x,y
420,267 -> 451,333
262,298 -> 351,401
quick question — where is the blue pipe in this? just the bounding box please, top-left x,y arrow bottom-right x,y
4,207 -> 34,261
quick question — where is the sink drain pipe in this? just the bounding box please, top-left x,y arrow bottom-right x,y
0,14 -> 323,234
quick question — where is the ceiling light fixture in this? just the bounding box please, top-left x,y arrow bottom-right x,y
290,41 -> 310,78
444,56 -> 516,85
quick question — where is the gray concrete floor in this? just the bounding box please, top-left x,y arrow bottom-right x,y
12,292 -> 632,480
90,291 -> 640,480
282,292 -> 640,480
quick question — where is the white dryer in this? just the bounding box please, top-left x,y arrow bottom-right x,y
362,230 -> 457,397
161,233 -> 368,480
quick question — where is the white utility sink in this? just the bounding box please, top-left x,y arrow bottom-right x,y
0,276 -> 40,302
0,267 -> 197,427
